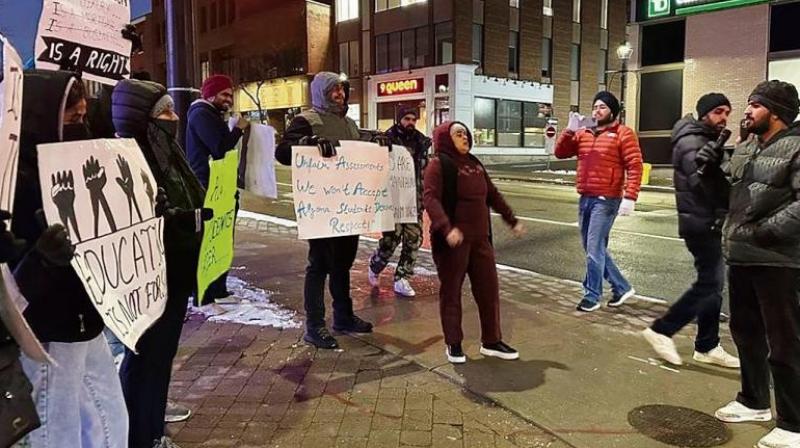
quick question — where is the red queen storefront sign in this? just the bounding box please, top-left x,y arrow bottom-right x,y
377,78 -> 425,97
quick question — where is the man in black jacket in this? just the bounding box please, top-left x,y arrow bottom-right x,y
710,80 -> 800,448
275,71 -> 373,349
642,93 -> 739,369
368,106 -> 431,297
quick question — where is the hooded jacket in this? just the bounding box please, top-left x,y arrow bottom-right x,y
423,121 -> 517,246
554,122 -> 643,200
671,114 -> 730,237
723,123 -> 800,267
112,79 -> 206,297
11,70 -> 104,343
275,72 -> 360,165
186,99 -> 243,187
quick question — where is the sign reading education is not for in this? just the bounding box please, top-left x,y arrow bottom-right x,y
37,139 -> 166,350
292,141 -> 394,240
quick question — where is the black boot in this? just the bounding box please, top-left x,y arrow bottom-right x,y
333,315 -> 373,333
304,326 -> 339,349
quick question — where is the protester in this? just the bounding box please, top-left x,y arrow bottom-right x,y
368,106 -> 432,297
641,93 -> 739,368
275,71 -> 373,349
186,74 -> 249,303
423,121 -> 524,364
554,91 -> 643,312
711,80 -> 800,448
112,79 -> 210,448
11,70 -> 128,447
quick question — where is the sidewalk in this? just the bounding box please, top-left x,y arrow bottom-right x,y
166,215 -> 766,448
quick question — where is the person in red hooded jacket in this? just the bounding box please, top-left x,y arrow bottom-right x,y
423,121 -> 525,364
554,91 -> 643,313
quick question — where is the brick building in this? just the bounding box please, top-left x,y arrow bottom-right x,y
626,0 -> 800,163
334,0 -> 628,157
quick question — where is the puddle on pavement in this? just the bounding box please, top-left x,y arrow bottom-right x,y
628,404 -> 732,447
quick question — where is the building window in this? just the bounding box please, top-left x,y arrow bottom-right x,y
219,1 -> 227,26
498,100 -> 522,147
541,38 -> 552,79
228,0 -> 235,23
474,98 -> 496,147
543,0 -> 553,16
572,0 -> 581,23
210,2 -> 217,29
336,0 -> 359,22
524,102 -> 551,147
472,24 -> 483,67
389,32 -> 402,71
435,22 -> 453,65
416,27 -> 430,67
641,20 -> 685,67
376,34 -> 389,73
508,31 -> 519,75
376,0 -> 426,12
474,98 -> 553,147
199,7 -> 207,33
201,59 -> 210,81
770,2 -> 800,53
339,42 -> 350,75
402,29 -> 415,69
375,26 -> 431,73
339,41 -> 360,77
598,49 -> 608,88
600,0 -> 608,29
509,0 -> 519,7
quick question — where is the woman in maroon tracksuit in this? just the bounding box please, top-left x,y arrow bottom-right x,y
424,121 -> 525,364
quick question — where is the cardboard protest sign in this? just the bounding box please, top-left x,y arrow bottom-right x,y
389,147 -> 418,224
37,139 -> 166,350
35,0 -> 132,85
291,141 -> 394,240
0,266 -> 51,363
197,150 -> 239,304
0,35 -> 23,221
240,124 -> 277,199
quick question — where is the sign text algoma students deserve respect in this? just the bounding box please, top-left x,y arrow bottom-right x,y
37,139 -> 166,350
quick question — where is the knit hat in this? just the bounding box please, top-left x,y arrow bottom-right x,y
396,105 -> 419,122
748,80 -> 800,125
201,74 -> 234,99
696,93 -> 731,119
150,94 -> 174,118
593,91 -> 620,119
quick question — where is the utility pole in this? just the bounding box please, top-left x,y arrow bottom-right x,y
165,0 -> 195,149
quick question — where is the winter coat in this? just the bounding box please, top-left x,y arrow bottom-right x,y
671,115 -> 730,237
11,70 -> 104,343
386,123 -> 431,216
186,99 -> 243,187
112,79 -> 207,297
423,121 -> 517,248
723,123 -> 800,268
554,122 -> 643,200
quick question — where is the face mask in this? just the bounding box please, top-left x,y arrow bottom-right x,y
154,119 -> 179,139
62,123 -> 92,142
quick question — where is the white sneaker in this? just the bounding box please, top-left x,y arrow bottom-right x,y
393,278 -> 416,297
608,288 -> 636,307
693,345 -> 740,369
368,269 -> 380,287
641,328 -> 683,365
757,428 -> 800,448
714,400 -> 772,423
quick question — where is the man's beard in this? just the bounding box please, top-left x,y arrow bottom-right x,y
747,117 -> 770,136
597,114 -> 614,126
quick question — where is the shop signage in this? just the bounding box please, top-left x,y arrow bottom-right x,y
641,0 -> 768,20
377,78 -> 424,97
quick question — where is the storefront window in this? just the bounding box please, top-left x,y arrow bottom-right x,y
435,22 -> 453,65
434,98 -> 450,127
497,100 -> 522,147
523,102 -> 550,147
473,98 -> 496,147
378,101 -> 427,132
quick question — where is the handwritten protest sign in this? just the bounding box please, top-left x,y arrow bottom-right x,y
240,124 -> 277,199
389,147 -> 418,224
0,35 -> 23,221
37,139 -> 166,350
197,150 -> 239,304
292,141 -> 394,240
35,0 -> 132,85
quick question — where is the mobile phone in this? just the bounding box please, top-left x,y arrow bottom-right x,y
740,119 -> 750,142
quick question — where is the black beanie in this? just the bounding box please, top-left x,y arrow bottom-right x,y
696,93 -> 731,119
748,80 -> 800,125
396,105 -> 419,122
593,91 -> 620,119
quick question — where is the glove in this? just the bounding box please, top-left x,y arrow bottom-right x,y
299,135 -> 337,158
0,210 -> 26,263
371,133 -> 392,150
696,141 -> 722,170
618,198 -> 635,216
36,224 -> 74,266
154,188 -> 171,218
567,112 -> 582,132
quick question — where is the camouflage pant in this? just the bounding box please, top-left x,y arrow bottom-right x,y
369,222 -> 423,281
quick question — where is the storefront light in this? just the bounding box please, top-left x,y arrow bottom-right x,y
616,42 -> 633,62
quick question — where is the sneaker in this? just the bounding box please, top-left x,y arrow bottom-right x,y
693,345 -> 740,369
480,341 -> 520,360
153,436 -> 181,448
164,400 -> 192,423
608,288 -> 636,307
393,278 -> 416,297
714,400 -> 772,423
446,344 -> 466,364
576,298 -> 601,312
757,428 -> 800,448
368,269 -> 380,287
304,327 -> 339,349
642,328 -> 683,365
332,315 -> 374,333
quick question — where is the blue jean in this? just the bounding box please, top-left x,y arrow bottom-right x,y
578,195 -> 631,304
19,333 -> 128,448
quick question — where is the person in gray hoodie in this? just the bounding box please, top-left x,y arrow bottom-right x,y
275,72 -> 373,349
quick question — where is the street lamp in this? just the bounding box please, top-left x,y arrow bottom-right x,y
616,42 -> 633,123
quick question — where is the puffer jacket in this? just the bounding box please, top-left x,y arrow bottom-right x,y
723,123 -> 800,267
671,115 -> 730,237
554,123 -> 643,200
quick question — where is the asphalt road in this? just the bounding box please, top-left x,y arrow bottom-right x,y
241,166 -> 696,304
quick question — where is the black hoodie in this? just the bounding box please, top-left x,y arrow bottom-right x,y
11,70 -> 104,343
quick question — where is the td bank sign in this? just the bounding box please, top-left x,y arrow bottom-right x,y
645,0 -> 768,19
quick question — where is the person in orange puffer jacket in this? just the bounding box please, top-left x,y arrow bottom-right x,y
554,91 -> 643,312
